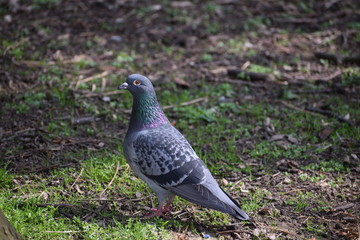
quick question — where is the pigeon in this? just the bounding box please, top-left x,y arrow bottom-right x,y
119,74 -> 249,221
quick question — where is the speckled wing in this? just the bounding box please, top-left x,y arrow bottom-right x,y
132,125 -> 207,187
132,124 -> 249,221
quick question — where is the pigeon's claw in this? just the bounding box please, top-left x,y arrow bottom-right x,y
144,206 -> 172,219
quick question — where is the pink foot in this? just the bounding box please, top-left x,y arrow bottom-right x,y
144,205 -> 172,219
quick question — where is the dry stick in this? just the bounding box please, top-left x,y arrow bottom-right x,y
45,231 -> 81,233
70,168 -> 84,190
219,78 -> 265,87
100,161 -> 120,197
218,229 -> 245,235
283,188 -> 305,194
163,97 -> 208,110
73,90 -> 124,97
305,107 -> 354,126
124,97 -> 208,113
280,101 -> 321,117
267,226 -> 306,240
75,71 -> 110,90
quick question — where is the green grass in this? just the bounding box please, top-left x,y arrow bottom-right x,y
1,5 -> 360,239
0,155 -> 174,240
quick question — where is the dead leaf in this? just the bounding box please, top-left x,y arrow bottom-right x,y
258,207 -> 271,215
172,77 -> 190,87
318,127 -> 334,140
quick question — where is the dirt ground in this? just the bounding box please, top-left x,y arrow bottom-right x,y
1,0 -> 360,239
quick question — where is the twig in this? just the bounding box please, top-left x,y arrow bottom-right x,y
280,101 -> 321,117
75,71 -> 110,90
2,128 -> 37,140
218,78 -> 265,87
101,90 -> 124,96
283,188 -> 305,194
124,97 -> 209,113
72,89 -> 123,97
70,168 -> 84,190
45,231 -> 81,233
331,203 -> 355,212
71,117 -> 95,125
163,97 -> 208,110
218,229 -> 244,235
100,161 -> 120,197
305,107 -> 354,125
267,226 -> 306,239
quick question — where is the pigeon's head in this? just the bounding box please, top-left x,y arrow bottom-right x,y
119,74 -> 155,96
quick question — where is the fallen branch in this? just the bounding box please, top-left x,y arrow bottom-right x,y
280,101 -> 321,117
305,107 -> 354,125
71,116 -> 95,125
267,226 -> 306,240
72,89 -> 124,97
331,203 -> 355,212
218,78 -> 265,87
163,97 -> 208,110
124,97 -> 209,113
75,71 -> 110,90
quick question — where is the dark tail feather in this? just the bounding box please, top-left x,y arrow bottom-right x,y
171,184 -> 250,221
220,188 -> 249,221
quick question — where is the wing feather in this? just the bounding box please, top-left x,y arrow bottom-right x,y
133,125 -> 206,187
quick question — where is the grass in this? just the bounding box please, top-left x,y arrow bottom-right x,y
0,155 -> 173,240
1,1 -> 360,239
1,65 -> 359,237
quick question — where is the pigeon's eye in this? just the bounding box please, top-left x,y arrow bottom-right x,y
133,80 -> 141,86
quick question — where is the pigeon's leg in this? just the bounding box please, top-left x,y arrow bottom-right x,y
162,194 -> 175,212
145,193 -> 175,218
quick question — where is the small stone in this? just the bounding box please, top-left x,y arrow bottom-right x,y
110,35 -> 123,43
4,15 -> 12,22
102,96 -> 111,102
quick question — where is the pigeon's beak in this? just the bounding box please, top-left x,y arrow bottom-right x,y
119,82 -> 128,90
